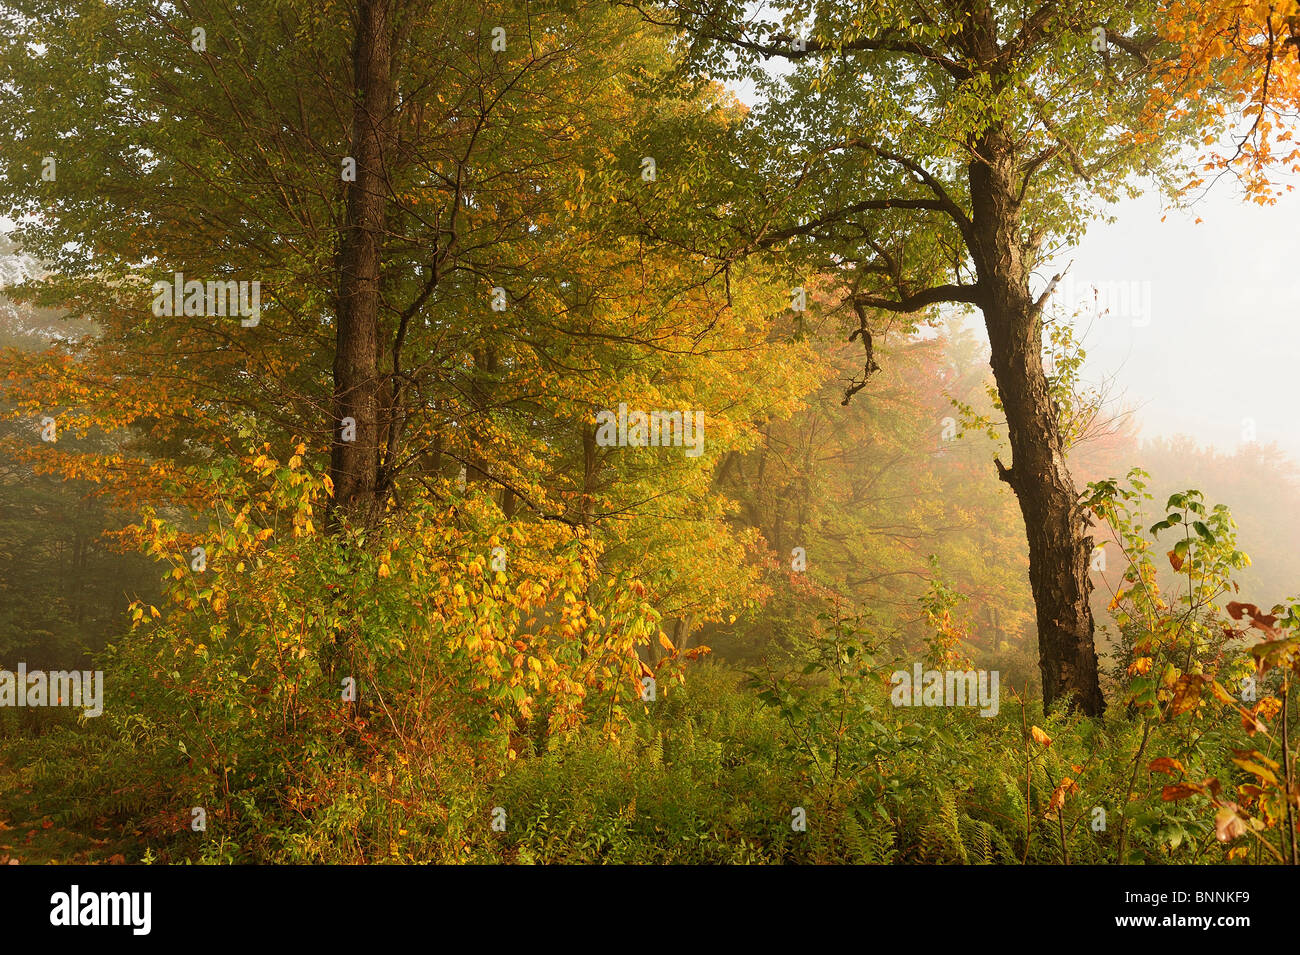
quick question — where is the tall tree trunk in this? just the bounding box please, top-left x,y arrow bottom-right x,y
968,128 -> 1105,716
466,346 -> 498,489
673,614 -> 694,652
580,422 -> 598,527
329,0 -> 392,527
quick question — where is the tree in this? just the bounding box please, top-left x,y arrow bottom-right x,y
331,0 -> 393,524
0,287 -> 159,689
0,0 -> 817,721
626,0 -> 1225,713
713,291 -> 1035,667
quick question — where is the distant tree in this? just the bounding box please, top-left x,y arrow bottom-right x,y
714,295 -> 1034,663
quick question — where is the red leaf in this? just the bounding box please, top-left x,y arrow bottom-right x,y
1226,601 -> 1257,620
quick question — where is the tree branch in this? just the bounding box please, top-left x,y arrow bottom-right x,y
994,455 -> 1015,487
617,3 -> 973,80
852,283 -> 983,313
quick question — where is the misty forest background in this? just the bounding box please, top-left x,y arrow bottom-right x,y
1,0 -> 1300,864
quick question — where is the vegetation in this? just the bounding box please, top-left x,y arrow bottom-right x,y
0,0 -> 1297,864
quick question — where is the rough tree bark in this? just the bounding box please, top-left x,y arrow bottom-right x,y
968,127 -> 1105,716
329,0 -> 393,528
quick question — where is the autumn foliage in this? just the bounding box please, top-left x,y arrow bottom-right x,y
0,0 -> 1296,866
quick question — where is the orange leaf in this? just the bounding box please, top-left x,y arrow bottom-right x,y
1045,776 -> 1079,816
1210,680 -> 1235,705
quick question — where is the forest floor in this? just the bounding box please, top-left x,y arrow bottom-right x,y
0,752 -> 127,864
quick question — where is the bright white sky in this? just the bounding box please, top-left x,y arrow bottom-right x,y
1046,184 -> 1300,463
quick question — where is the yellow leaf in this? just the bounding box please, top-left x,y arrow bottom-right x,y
1030,726 -> 1053,747
1127,656 -> 1154,675
1231,757 -> 1279,786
